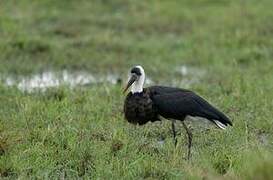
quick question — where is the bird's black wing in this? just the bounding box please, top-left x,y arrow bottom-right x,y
148,86 -> 232,128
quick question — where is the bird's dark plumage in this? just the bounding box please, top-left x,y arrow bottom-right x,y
123,65 -> 232,160
124,86 -> 232,127
124,90 -> 159,125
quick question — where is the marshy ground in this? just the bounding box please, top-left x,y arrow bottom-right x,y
0,0 -> 273,179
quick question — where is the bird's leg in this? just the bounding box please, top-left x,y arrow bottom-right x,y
171,120 -> 177,147
182,121 -> 192,160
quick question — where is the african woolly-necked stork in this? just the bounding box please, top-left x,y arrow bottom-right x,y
123,65 -> 232,159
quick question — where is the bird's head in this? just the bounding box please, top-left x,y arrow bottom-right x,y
123,65 -> 145,94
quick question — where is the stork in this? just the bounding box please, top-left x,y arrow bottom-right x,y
123,65 -> 232,159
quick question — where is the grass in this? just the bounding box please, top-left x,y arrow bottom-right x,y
0,0 -> 273,179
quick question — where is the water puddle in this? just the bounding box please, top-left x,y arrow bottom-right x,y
175,65 -> 206,88
1,65 -> 204,92
2,70 -> 122,92
178,65 -> 206,77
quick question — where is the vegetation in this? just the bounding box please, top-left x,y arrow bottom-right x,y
0,0 -> 272,179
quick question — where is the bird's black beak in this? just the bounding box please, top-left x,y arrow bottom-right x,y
123,74 -> 137,93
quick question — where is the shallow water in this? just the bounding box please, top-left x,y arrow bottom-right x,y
1,65 -> 204,92
177,65 -> 206,77
175,65 -> 206,88
2,70 -> 121,92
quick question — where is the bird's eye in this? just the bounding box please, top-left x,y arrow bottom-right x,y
131,67 -> 142,76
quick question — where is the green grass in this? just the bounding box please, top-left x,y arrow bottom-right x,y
0,0 -> 273,179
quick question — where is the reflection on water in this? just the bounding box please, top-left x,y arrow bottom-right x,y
1,65 -> 205,92
3,70 -> 121,92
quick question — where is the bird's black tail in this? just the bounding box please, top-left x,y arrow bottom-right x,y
212,112 -> 232,129
203,106 -> 232,129
195,96 -> 232,129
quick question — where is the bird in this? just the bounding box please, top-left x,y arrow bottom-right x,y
123,65 -> 232,160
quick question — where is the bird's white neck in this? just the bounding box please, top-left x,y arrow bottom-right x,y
131,74 -> 145,93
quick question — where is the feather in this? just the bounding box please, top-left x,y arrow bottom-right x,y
148,86 -> 232,127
